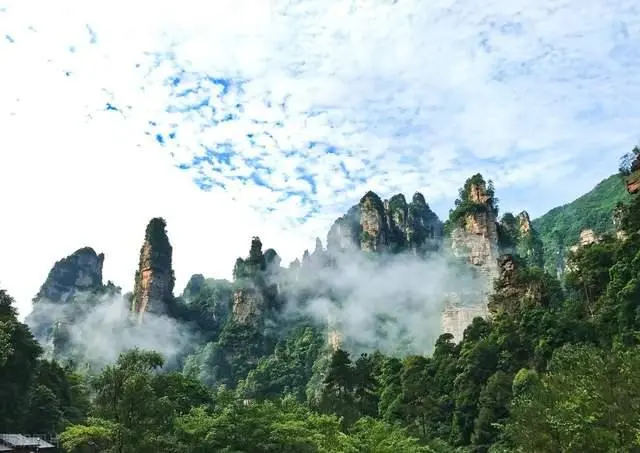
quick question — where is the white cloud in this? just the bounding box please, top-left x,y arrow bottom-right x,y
0,0 -> 639,319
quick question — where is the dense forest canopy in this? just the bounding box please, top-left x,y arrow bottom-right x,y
2,150 -> 640,453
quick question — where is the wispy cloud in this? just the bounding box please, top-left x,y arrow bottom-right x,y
0,0 -> 638,317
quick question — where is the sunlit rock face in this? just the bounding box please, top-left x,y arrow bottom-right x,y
443,178 -> 501,341
132,218 -> 175,319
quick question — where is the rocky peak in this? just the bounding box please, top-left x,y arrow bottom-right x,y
27,247 -> 114,354
407,192 -> 443,254
263,248 -> 281,269
33,247 -> 105,304
231,237 -> 270,326
469,182 -> 491,204
131,218 -> 175,318
301,249 -> 311,266
359,191 -> 389,252
182,274 -> 206,301
249,237 -> 264,262
327,205 -> 361,253
313,237 -> 323,254
444,175 -> 501,337
387,194 -> 408,226
385,194 -> 409,252
327,190 -> 443,256
234,237 -> 267,281
517,211 -> 532,234
449,174 -> 500,271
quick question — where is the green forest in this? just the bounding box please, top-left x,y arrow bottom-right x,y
2,150 -> 640,453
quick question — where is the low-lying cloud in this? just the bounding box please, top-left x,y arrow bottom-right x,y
280,246 -> 486,356
27,291 -> 194,369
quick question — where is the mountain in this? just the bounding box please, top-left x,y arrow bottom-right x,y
5,152 -> 640,452
25,170 -> 633,367
532,174 -> 630,275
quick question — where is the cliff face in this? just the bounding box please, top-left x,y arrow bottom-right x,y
327,205 -> 361,253
327,190 -> 443,255
232,288 -> 264,326
498,211 -> 544,268
622,148 -> 640,194
131,218 -> 175,319
443,175 -> 501,340
488,254 -> 561,315
360,191 -> 389,252
26,247 -> 117,356
613,203 -> 628,240
564,228 -> 601,273
32,247 -> 105,304
231,237 -> 273,327
449,180 -> 500,282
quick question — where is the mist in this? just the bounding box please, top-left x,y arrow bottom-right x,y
279,246 -> 486,356
27,291 -> 194,369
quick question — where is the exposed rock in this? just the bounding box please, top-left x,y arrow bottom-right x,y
182,274 -> 206,301
498,254 -> 517,277
487,255 -> 519,315
441,300 -> 488,343
568,229 -> 599,254
323,190 -> 443,348
407,192 -> 443,255
326,190 -> 443,255
232,287 -> 263,326
264,248 -> 281,271
359,191 -> 389,252
620,147 -> 640,193
489,254 -> 560,315
26,247 -> 119,357
498,211 -> 544,268
328,329 -> 343,351
449,178 -> 500,282
385,194 -> 409,252
613,203 -> 628,240
627,176 -> 640,194
230,236 -> 278,326
32,247 -> 105,305
327,308 -> 343,351
327,205 -> 361,252
444,176 -> 501,339
564,228 -> 602,273
131,218 -> 175,319
517,211 -> 531,234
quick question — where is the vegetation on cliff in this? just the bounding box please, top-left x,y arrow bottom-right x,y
4,152 -> 640,451
444,173 -> 498,235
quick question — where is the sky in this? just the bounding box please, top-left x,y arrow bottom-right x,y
0,0 -> 639,319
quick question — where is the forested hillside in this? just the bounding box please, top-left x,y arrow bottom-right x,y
2,150 -> 640,452
532,173 -> 630,275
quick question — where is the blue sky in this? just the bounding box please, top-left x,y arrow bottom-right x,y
0,0 -> 638,317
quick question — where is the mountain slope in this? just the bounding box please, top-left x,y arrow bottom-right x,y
532,173 -> 630,274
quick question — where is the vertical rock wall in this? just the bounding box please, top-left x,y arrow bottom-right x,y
131,218 -> 175,319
